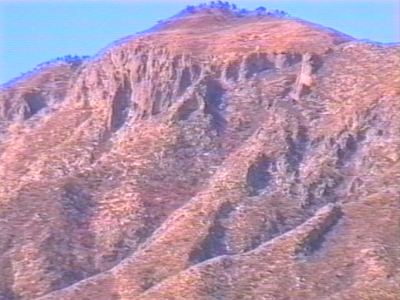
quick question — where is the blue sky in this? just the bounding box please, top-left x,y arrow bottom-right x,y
0,0 -> 399,84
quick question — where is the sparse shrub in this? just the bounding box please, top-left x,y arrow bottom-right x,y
8,121 -> 25,135
185,5 -> 196,13
176,2 -> 288,19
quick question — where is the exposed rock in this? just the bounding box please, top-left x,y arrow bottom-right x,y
289,52 -> 314,101
0,60 -> 82,137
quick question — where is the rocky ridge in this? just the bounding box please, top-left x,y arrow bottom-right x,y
0,4 -> 400,300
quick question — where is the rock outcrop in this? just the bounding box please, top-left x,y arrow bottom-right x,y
0,59 -> 84,137
1,4 -> 399,300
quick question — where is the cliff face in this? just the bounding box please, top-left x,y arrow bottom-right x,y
1,6 -> 400,300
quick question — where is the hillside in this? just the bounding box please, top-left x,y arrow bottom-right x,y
0,4 -> 399,300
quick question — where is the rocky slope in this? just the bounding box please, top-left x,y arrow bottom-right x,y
1,4 -> 399,300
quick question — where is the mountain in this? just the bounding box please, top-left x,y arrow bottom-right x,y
1,4 -> 399,300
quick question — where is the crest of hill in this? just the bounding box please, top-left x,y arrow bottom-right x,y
174,2 -> 288,19
2,2 -> 353,89
146,2 -> 289,32
104,3 -> 354,60
1,55 -> 89,90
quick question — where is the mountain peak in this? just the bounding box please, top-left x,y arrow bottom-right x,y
176,2 -> 288,18
144,2 -> 290,33
1,3 -> 399,300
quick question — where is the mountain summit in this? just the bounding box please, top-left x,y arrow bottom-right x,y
1,3 -> 400,300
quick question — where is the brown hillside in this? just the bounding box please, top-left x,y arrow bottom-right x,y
1,5 -> 399,300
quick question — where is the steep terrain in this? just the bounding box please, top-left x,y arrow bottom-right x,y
1,4 -> 399,300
